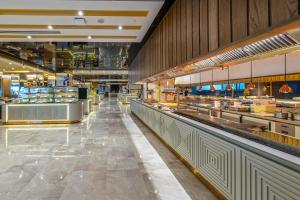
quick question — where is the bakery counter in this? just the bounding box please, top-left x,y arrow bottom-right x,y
2,101 -> 84,124
131,99 -> 300,200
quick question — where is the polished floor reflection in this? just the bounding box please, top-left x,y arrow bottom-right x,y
0,98 -> 216,200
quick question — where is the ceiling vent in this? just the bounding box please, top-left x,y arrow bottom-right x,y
74,17 -> 87,25
97,18 -> 105,24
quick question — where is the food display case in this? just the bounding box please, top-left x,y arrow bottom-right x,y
19,87 -> 54,103
18,86 -> 79,103
2,86 -> 83,124
54,87 -> 78,103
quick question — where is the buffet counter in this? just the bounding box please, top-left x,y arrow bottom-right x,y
181,101 -> 300,138
2,101 -> 83,124
131,99 -> 300,200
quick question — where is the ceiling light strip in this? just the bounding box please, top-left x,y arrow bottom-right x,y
0,9 -> 149,17
0,35 -> 137,39
0,24 -> 142,30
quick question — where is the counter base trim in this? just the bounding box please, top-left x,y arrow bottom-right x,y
3,120 -> 81,125
132,112 -> 228,200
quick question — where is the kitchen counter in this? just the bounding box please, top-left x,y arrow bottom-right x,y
131,99 -> 300,200
175,109 -> 300,154
222,109 -> 300,126
2,102 -> 83,124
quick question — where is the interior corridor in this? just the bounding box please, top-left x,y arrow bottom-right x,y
0,98 -> 216,200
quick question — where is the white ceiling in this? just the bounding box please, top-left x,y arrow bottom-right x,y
0,0 -> 164,42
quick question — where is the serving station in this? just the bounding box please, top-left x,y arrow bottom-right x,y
1,86 -> 84,124
131,99 -> 300,200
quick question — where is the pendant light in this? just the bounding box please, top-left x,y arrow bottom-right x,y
279,54 -> 293,94
189,74 -> 192,91
210,70 -> 215,92
197,72 -> 203,92
247,61 -> 256,90
226,67 -> 232,91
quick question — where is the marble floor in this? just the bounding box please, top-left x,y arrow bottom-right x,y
0,98 -> 217,200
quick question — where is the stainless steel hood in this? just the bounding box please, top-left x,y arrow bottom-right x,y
145,30 -> 300,83
198,33 -> 299,68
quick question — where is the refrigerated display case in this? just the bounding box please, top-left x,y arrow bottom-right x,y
54,87 -> 78,103
19,87 -> 54,103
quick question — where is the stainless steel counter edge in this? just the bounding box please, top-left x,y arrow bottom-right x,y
131,100 -> 300,172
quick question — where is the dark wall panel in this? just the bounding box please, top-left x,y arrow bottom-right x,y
176,0 -> 181,65
186,0 -> 193,60
200,0 -> 208,54
172,4 -> 177,66
232,0 -> 247,41
164,15 -> 170,69
270,0 -> 298,26
192,0 -> 200,58
219,0 -> 231,47
181,0 -> 187,62
249,0 -> 269,35
208,0 -> 219,51
168,10 -> 172,68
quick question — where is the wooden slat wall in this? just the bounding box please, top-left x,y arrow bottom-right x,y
248,0 -> 269,35
208,0 -> 219,51
181,0 -> 187,63
219,0 -> 231,47
192,0 -> 200,58
186,0 -> 193,60
200,0 -> 209,55
129,0 -> 299,83
232,0 -> 247,41
176,0 -> 181,65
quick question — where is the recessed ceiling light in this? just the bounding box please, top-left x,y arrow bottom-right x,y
48,25 -> 53,30
78,10 -> 84,16
9,62 -> 12,65
88,35 -> 92,40
118,25 -> 123,30
97,18 -> 105,24
27,35 -> 32,39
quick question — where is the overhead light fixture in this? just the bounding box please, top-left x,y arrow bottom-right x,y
9,62 -> 12,65
279,54 -> 293,94
118,25 -> 123,30
78,10 -> 84,16
48,25 -> 53,30
247,61 -> 256,90
88,35 -> 92,40
226,67 -> 232,91
210,70 -> 215,92
197,72 -> 202,92
27,35 -> 32,39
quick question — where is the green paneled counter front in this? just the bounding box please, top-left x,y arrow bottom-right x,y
130,100 -> 300,200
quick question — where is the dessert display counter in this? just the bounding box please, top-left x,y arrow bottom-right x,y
118,93 -> 138,104
2,101 -> 83,124
131,99 -> 300,200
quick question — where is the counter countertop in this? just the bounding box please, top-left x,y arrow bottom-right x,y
221,109 -> 300,126
185,103 -> 300,126
5,102 -> 81,105
132,100 -> 300,162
